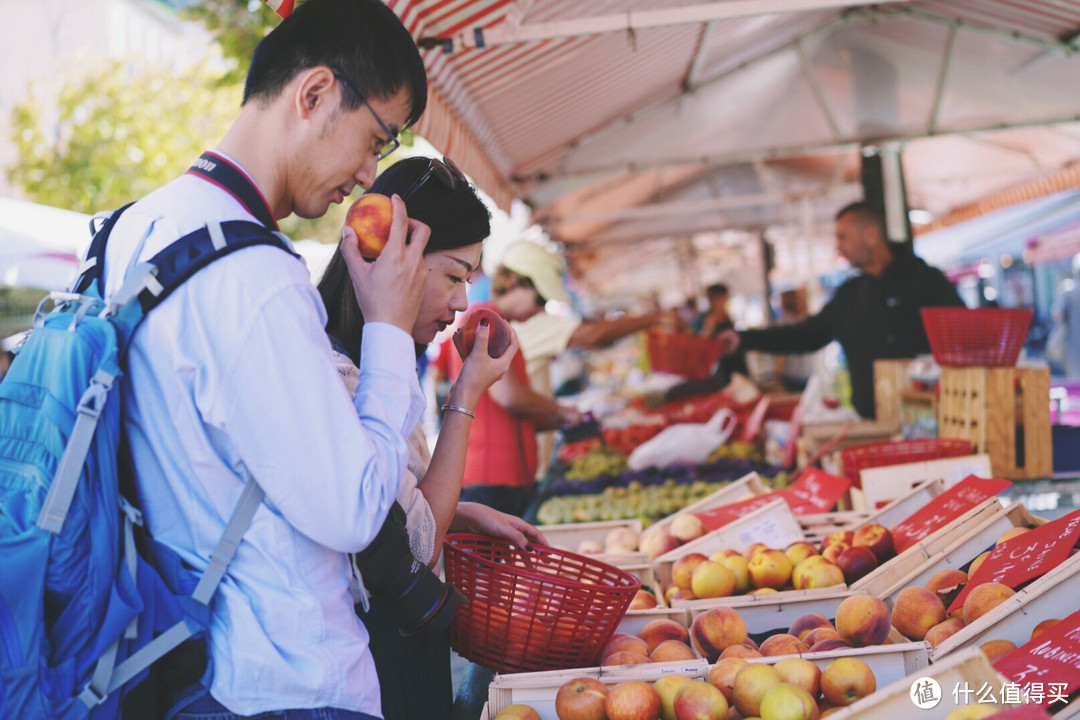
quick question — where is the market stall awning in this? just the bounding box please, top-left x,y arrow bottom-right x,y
379,0 -> 1080,295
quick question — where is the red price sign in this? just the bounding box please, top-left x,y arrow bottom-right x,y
994,608 -> 1080,706
778,468 -> 852,515
891,475 -> 1012,553
948,508 -> 1080,614
739,396 -> 770,443
695,493 -> 779,530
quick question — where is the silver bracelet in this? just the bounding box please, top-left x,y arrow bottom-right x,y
441,403 -> 476,419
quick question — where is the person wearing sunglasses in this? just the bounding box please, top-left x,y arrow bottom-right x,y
96,2 -> 440,718
319,156 -> 548,720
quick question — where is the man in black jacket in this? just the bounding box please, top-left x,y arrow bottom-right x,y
717,202 -> 965,418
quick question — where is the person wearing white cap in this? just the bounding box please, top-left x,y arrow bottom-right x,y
497,241 -> 676,476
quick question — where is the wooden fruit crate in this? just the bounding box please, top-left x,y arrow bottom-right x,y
874,359 -> 915,427
853,501 -> 1044,600
486,658 -> 710,719
615,606 -> 691,636
929,550 -> 1080,663
536,518 -> 647,566
938,366 -> 1053,480
647,471 -> 770,534
654,498 -> 804,592
825,646 -> 1021,720
854,454 -> 991,512
618,561 -> 665,608
800,478 -> 947,545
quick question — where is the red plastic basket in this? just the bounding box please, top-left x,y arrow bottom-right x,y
840,438 -> 973,489
646,329 -> 725,380
920,307 -> 1033,367
443,534 -> 641,673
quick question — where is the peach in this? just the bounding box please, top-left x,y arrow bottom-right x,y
641,527 -> 682,561
925,568 -> 968,598
773,657 -> 822,699
891,586 -> 946,641
799,561 -> 843,590
789,614 -> 833,642
834,546 -> 879,585
962,582 -> 1015,625
979,638 -> 1017,661
742,542 -> 770,561
792,556 -> 829,589
819,530 -> 854,552
708,657 -> 749,702
603,650 -> 653,666
671,588 -> 697,602
674,681 -> 729,720
967,551 -> 991,578
710,548 -> 741,563
606,527 -> 640,552
834,594 -> 891,647
924,617 -> 966,649
692,561 -> 738,599
748,549 -> 794,590
820,657 -> 876,706
803,627 -> 842,646
639,618 -> 691,653
345,193 -> 392,260
820,542 -> 849,565
493,703 -> 541,720
759,682 -> 820,720
996,526 -> 1030,545
555,677 -> 609,720
722,555 -> 752,594
651,639 -> 697,663
673,553 -> 711,591
944,705 -> 1002,720
750,587 -> 779,595
851,523 -> 895,563
1031,618 -> 1061,640
785,542 -> 819,567
605,681 -> 662,720
759,633 -> 810,658
808,637 -> 851,653
671,514 -> 707,543
577,539 -> 605,554
691,607 -> 749,662
453,307 -> 512,359
719,643 -> 763,660
733,663 -> 782,717
601,633 -> 650,660
654,674 -> 695,720
629,588 -> 660,610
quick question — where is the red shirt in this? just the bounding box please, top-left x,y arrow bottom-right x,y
443,303 -> 538,489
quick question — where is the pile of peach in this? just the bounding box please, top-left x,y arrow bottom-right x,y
657,523 -> 896,603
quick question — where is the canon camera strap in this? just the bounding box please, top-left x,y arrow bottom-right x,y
186,151 -> 278,231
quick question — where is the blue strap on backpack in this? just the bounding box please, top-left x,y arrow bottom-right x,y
0,168 -> 299,718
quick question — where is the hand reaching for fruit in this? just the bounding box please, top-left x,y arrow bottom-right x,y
340,193 -> 430,333
449,314 -> 519,410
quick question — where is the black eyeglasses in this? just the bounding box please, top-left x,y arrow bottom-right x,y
401,157 -> 467,200
333,72 -> 400,161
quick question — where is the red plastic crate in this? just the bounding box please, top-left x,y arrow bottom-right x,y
443,534 -> 640,673
646,329 -> 725,379
920,307 -> 1033,367
840,438 -> 972,489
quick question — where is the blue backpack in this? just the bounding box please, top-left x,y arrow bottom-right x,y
0,207 -> 296,719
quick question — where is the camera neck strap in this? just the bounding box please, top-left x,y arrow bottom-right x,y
186,151 -> 278,231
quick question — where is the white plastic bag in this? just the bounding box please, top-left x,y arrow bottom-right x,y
626,407 -> 738,470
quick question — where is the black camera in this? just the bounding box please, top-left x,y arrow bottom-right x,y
353,501 -> 466,637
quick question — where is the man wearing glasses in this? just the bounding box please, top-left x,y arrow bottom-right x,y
100,1 -> 431,717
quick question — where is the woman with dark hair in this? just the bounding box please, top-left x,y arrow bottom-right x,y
319,156 -> 546,719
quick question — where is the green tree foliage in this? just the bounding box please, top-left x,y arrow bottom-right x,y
181,0 -> 281,86
8,60 -> 240,215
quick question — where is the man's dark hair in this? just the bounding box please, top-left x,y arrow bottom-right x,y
835,201 -> 887,240
244,0 -> 427,128
705,283 -> 729,299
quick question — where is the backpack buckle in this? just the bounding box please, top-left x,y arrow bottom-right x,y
78,681 -> 107,707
